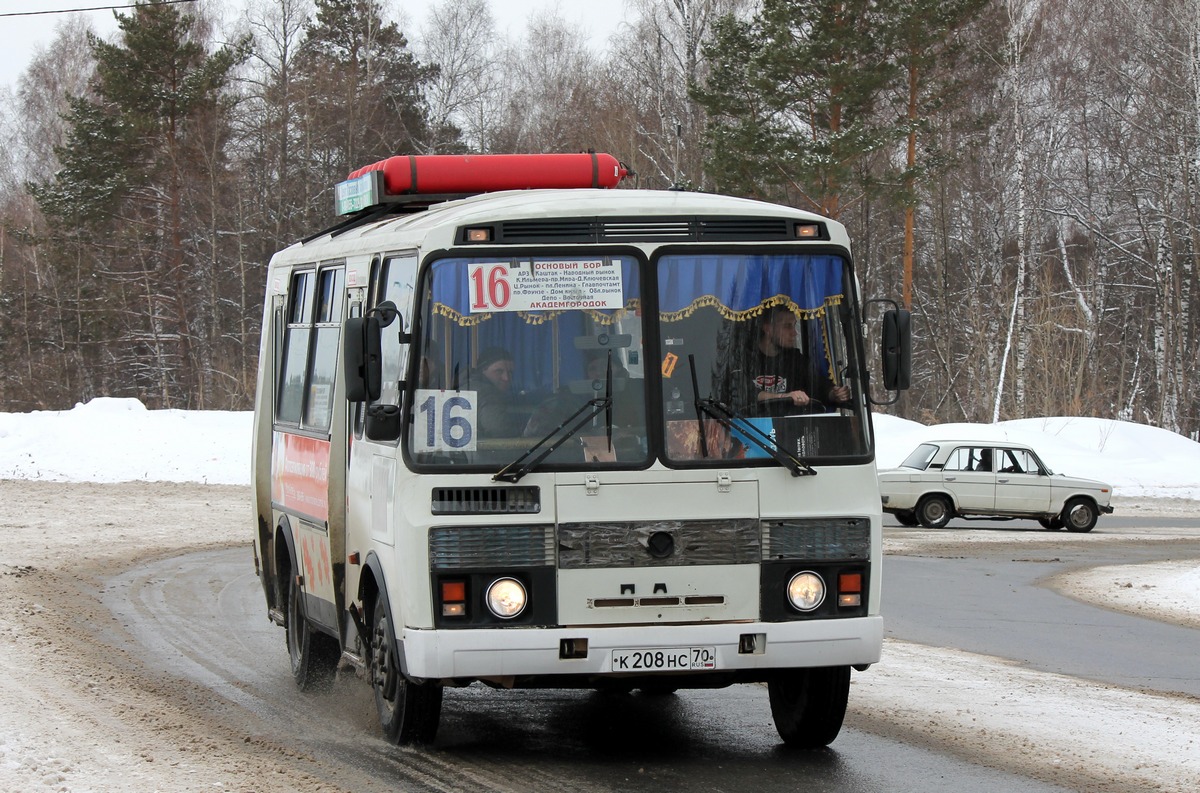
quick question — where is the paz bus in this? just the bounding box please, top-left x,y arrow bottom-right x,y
250,152 -> 911,748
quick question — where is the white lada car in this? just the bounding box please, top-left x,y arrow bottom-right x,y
878,440 -> 1114,531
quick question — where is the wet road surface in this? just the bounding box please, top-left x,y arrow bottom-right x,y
99,547 -> 1078,792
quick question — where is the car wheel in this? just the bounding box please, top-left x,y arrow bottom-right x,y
1062,498 -> 1098,533
895,511 -> 919,527
1038,517 -> 1063,531
916,495 -> 953,528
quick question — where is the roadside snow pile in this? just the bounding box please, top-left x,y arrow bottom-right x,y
1,398 -> 1198,498
874,413 -> 1200,500
0,397 -> 250,484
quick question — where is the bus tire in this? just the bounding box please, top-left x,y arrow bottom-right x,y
1063,497 -> 1098,533
286,568 -> 338,690
916,494 -> 953,528
371,593 -> 443,745
768,666 -> 850,748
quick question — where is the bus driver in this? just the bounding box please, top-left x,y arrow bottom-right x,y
728,305 -> 851,414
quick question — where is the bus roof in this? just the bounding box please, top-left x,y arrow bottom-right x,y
271,188 -> 850,267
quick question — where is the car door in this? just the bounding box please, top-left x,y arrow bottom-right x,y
940,445 -> 996,513
993,447 -> 1053,514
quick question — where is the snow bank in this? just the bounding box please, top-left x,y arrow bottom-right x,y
1,399 -> 1198,500
0,397 -> 250,485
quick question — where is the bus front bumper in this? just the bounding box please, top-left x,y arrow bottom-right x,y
399,616 -> 883,681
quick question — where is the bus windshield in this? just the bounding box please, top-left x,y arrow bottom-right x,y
408,250 -> 869,470
409,254 -> 649,468
657,252 -> 869,464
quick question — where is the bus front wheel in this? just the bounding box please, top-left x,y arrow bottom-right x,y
370,593 -> 443,745
768,666 -> 850,748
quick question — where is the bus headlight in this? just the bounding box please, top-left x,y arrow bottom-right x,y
485,577 -> 527,619
786,571 -> 825,612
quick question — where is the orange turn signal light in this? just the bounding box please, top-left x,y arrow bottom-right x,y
441,580 -> 467,617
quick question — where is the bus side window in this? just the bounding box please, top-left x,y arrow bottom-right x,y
303,267 -> 345,430
277,270 -> 315,424
275,266 -> 345,431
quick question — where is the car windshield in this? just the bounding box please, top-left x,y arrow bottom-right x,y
900,443 -> 939,470
408,255 -> 648,469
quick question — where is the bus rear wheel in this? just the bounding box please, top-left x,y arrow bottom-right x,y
768,666 -> 850,748
286,565 -> 338,690
370,593 -> 443,745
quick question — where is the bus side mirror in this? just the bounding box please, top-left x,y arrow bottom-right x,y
881,308 -> 912,391
344,316 -> 382,402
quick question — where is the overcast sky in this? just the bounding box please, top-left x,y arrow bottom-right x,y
0,0 -> 629,95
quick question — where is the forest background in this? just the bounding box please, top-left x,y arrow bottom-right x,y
0,0 -> 1195,439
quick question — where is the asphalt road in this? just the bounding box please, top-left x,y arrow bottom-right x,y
90,541 -> 1118,792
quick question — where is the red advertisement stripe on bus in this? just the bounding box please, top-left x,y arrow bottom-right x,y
270,432 -> 331,523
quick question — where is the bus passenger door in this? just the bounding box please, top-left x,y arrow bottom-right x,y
345,254 -> 418,614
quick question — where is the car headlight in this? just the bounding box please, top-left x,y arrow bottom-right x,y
485,577 -> 527,619
786,571 -> 825,612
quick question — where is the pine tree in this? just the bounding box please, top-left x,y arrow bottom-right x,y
29,0 -> 248,408
693,0 -> 899,219
887,0 -> 994,308
291,0 -> 446,220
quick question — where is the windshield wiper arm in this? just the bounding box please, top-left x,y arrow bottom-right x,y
494,388 -> 613,485
695,397 -> 816,477
686,354 -> 815,477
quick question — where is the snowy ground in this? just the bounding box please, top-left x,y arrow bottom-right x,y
1,399 -> 1198,791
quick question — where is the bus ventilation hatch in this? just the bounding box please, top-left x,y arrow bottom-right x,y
482,216 -> 799,244
431,486 -> 541,515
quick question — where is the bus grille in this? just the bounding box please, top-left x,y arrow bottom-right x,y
429,525 -> 555,568
761,518 -> 870,561
431,486 -> 540,515
558,519 -> 760,568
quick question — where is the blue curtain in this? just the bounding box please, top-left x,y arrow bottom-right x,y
657,254 -> 846,321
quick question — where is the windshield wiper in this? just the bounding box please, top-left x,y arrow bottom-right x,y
687,354 -> 815,477
493,357 -> 614,483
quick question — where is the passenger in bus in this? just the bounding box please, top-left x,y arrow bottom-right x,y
416,342 -> 442,389
725,305 -> 851,414
522,352 -> 635,438
472,346 -> 524,436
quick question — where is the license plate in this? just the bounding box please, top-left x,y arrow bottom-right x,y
610,647 -> 717,672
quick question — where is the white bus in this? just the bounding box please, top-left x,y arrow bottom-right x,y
251,152 -> 911,748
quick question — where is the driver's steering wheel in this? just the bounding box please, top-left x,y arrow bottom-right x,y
756,396 -> 827,417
